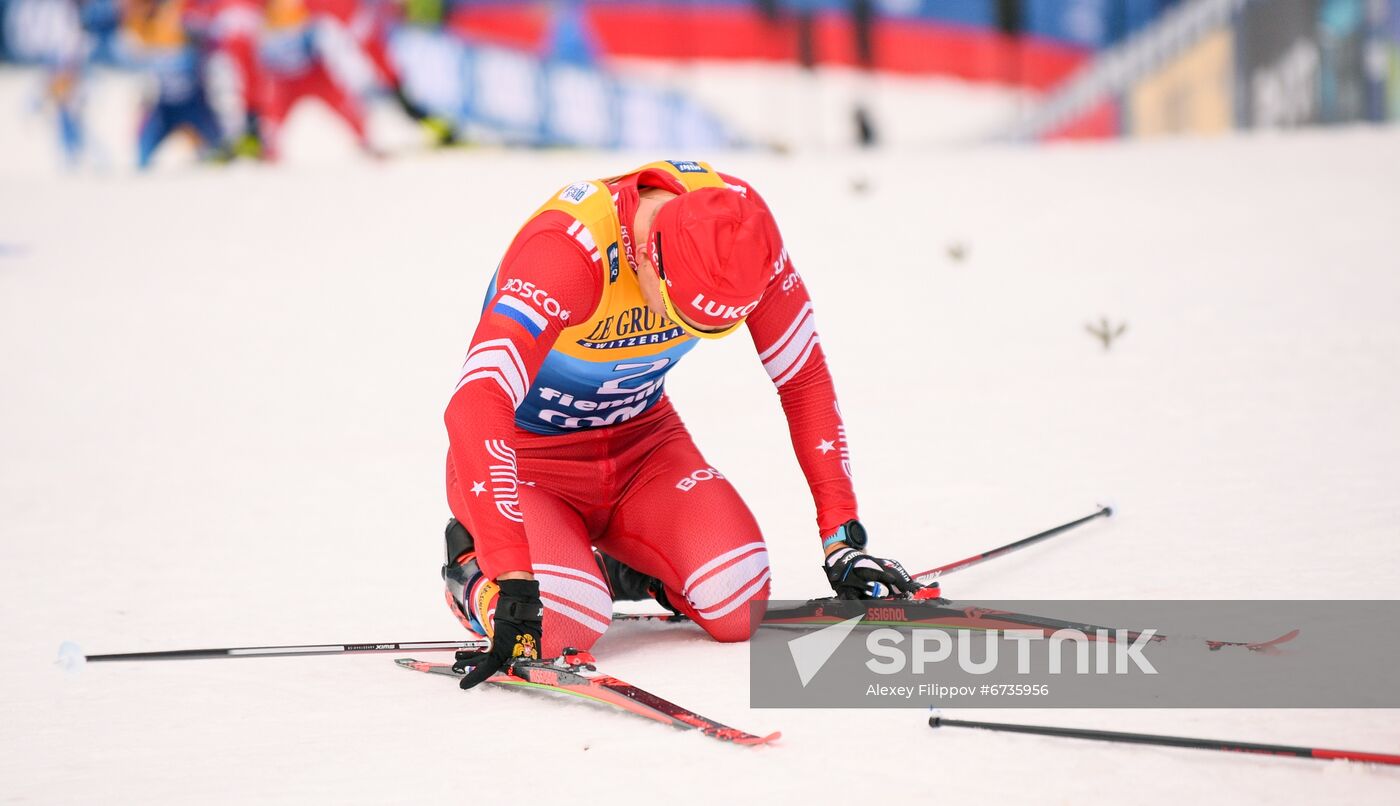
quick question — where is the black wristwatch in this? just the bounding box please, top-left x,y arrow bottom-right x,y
833,519 -> 868,550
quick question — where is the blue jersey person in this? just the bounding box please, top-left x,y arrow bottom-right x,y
120,0 -> 226,168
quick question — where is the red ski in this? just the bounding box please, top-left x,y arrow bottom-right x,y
396,653 -> 779,747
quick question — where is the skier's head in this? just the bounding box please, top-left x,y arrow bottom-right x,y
648,187 -> 780,339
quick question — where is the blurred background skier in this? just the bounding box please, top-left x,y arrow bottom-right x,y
42,59 -> 86,166
24,0 -> 89,168
316,0 -> 457,146
199,0 -> 264,157
119,0 -> 229,168
255,0 -> 377,161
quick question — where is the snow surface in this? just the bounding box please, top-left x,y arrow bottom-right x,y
3,83 -> 1400,801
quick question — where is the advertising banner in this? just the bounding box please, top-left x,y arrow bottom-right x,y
1385,0 -> 1400,120
390,29 -> 737,149
1,0 -> 82,64
1316,0 -> 1373,122
1129,27 -> 1234,136
1236,0 -> 1322,128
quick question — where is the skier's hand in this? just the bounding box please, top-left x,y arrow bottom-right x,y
456,578 -> 544,689
823,520 -> 921,600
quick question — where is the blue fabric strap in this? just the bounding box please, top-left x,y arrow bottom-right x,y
822,526 -> 847,550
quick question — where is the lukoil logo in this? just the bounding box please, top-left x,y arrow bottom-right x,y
690,293 -> 759,321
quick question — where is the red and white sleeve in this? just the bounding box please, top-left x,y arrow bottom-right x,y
724,174 -> 859,540
444,222 -> 600,577
746,260 -> 860,540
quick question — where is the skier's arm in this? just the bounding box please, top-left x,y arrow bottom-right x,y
745,257 -> 861,540
719,174 -> 860,542
730,178 -> 923,599
749,275 -> 927,599
444,224 -> 600,579
744,246 -> 924,598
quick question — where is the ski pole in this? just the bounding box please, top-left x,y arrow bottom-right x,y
912,505 -> 1113,583
928,714 -> 1400,767
58,638 -> 488,669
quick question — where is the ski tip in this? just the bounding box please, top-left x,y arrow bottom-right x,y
1249,629 -> 1301,652
395,658 -> 435,672
736,730 -> 782,746
56,641 -> 86,674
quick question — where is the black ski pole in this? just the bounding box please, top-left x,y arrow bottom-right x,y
58,638 -> 488,668
912,505 -> 1113,583
928,714 -> 1400,767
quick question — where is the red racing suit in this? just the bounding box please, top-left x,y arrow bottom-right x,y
445,160 -> 857,653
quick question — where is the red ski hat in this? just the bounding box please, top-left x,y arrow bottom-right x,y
649,187 -> 779,339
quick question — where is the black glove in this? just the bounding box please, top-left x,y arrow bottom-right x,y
456,578 -> 544,689
823,520 -> 921,600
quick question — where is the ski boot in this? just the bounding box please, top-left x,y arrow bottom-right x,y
441,518 -> 682,633
441,518 -> 498,638
595,550 -> 682,616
